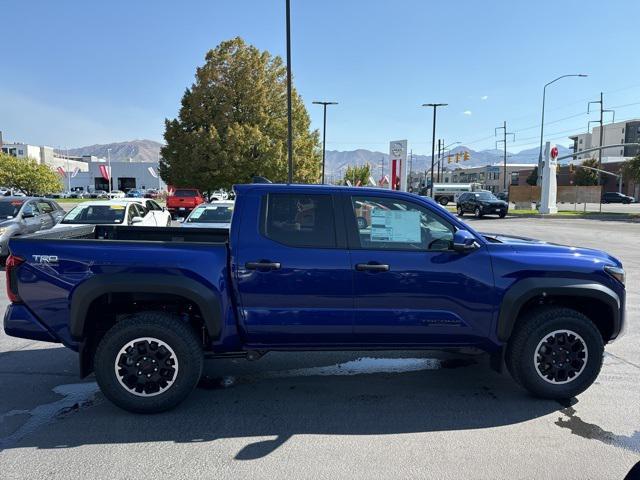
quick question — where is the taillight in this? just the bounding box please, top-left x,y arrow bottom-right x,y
5,255 -> 25,303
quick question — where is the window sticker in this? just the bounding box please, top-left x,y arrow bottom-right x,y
64,208 -> 81,220
370,208 -> 421,243
190,208 -> 205,219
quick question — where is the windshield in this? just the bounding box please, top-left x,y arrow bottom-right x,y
61,204 -> 127,224
476,192 -> 498,201
0,200 -> 24,219
187,205 -> 233,223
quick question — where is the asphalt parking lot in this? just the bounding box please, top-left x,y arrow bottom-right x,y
0,217 -> 638,479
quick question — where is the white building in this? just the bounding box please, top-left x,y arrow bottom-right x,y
570,119 -> 640,160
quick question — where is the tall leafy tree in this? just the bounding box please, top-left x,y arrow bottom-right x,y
0,154 -> 62,196
160,37 -> 321,190
343,164 -> 371,186
622,154 -> 640,185
575,157 -> 599,186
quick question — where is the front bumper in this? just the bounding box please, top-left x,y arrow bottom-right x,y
3,304 -> 60,343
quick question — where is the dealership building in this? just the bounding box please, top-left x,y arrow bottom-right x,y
1,137 -> 166,192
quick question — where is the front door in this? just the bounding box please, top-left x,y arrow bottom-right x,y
345,194 -> 495,346
21,202 -> 43,233
234,191 -> 353,346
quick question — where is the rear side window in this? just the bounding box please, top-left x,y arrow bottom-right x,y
262,193 -> 337,248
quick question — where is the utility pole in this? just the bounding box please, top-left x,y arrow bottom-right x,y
312,101 -> 338,184
588,93 -> 615,211
107,148 -> 112,194
285,0 -> 293,183
379,156 -> 385,184
408,149 -> 413,188
422,103 -> 447,196
495,121 -> 515,192
436,139 -> 442,183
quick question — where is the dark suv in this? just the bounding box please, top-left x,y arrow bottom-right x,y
457,191 -> 508,218
602,192 -> 634,204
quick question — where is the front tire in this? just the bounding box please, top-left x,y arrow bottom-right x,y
457,206 -> 464,217
438,196 -> 449,206
94,312 -> 203,413
506,307 -> 603,400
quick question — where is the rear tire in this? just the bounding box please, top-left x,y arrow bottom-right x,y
439,196 -> 449,206
474,207 -> 483,218
505,307 -> 603,400
94,312 -> 203,413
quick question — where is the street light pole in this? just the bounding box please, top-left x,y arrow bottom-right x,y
312,101 -> 338,184
107,148 -> 112,194
285,0 -> 293,184
422,103 -> 447,196
537,74 -> 588,185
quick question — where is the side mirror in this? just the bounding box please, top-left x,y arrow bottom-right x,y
452,229 -> 479,253
178,217 -> 185,223
131,216 -> 144,224
22,210 -> 35,218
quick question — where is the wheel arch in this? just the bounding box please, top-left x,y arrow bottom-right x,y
497,278 -> 621,343
69,273 -> 223,342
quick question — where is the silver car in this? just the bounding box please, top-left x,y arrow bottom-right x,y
0,197 -> 65,258
181,201 -> 234,229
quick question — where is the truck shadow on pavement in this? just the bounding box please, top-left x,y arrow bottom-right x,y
0,348 -> 567,459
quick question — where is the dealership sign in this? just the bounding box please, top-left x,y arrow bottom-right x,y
389,140 -> 408,191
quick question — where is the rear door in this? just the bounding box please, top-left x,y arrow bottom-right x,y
233,190 -> 354,346
345,193 -> 495,346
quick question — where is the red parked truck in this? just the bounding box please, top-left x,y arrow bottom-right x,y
166,188 -> 204,219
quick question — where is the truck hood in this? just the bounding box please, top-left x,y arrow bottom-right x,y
481,232 -> 622,267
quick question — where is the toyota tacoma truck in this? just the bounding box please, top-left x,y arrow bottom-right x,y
3,184 -> 626,413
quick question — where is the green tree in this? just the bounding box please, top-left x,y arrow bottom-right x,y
575,157 -> 599,186
526,167 -> 538,186
343,164 -> 371,186
622,154 -> 640,184
0,154 -> 62,196
160,37 -> 321,191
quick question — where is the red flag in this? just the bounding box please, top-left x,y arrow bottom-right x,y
99,165 -> 111,181
57,167 -> 66,177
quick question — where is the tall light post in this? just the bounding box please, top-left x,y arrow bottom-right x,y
312,101 -> 338,184
537,74 -> 588,184
107,148 -> 112,193
422,103 -> 447,196
285,0 -> 293,184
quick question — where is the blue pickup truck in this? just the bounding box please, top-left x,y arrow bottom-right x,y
3,184 -> 626,413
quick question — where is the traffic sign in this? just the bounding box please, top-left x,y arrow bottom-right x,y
550,146 -> 559,160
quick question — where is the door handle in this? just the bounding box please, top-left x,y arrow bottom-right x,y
355,263 -> 390,272
245,261 -> 281,270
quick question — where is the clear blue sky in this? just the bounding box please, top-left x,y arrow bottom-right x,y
2,0 -> 640,156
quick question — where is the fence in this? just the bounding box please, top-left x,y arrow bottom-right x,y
509,185 -> 603,211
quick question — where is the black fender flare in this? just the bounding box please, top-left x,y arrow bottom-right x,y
497,278 -> 621,342
69,273 -> 222,341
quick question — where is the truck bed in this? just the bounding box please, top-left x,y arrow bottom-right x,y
17,224 -> 229,244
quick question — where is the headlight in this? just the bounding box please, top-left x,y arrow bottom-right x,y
0,227 -> 8,236
604,265 -> 625,285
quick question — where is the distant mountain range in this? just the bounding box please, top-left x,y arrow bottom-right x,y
325,145 -> 571,175
62,139 -> 570,171
60,139 -> 163,163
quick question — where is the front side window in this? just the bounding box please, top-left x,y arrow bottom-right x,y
350,196 -> 454,251
263,193 -> 336,248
